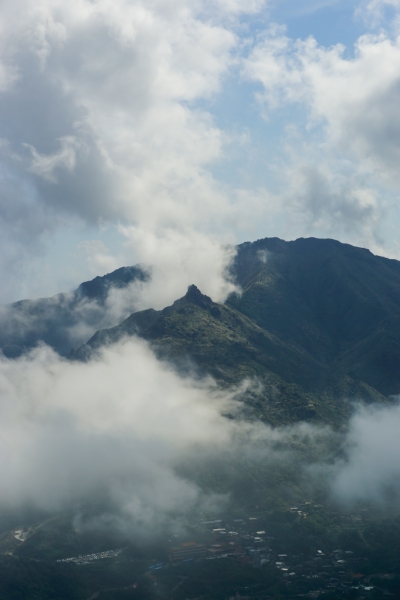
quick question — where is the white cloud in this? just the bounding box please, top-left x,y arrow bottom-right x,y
283,164 -> 385,247
1,0 -> 235,225
242,26 -> 400,249
1,336 -> 318,533
2,327 -> 400,530
210,0 -> 266,15
24,136 -> 86,183
77,239 -> 121,276
0,339 -> 238,525
0,0 -> 263,303
357,0 -> 400,27
120,226 -> 237,309
245,29 -> 400,182
1,0 -> 400,303
331,401 -> 400,504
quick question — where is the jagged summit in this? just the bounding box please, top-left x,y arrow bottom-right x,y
185,284 -> 213,307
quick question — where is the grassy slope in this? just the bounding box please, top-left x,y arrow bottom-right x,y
73,282 -> 387,428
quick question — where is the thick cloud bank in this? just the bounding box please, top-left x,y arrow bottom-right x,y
0,334 -> 331,531
1,332 -> 400,537
0,0 -> 251,303
0,338 -> 249,531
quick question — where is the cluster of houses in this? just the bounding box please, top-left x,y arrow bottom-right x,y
167,511 -> 378,597
271,547 -> 375,597
57,548 -> 123,565
169,517 -> 272,564
50,504 -> 381,597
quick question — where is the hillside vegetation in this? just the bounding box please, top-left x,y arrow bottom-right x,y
72,237 -> 400,427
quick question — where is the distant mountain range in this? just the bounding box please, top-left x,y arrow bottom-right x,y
0,266 -> 147,357
2,237 -> 400,427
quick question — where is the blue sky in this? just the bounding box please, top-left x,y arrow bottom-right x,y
0,0 -> 400,303
273,1 -> 362,42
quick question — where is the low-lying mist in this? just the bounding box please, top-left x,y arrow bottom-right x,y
330,401 -> 400,504
0,335 -> 399,539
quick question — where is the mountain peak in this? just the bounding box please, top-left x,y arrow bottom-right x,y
185,284 -> 213,307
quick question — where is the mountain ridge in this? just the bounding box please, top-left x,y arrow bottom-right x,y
0,265 -> 147,357
70,237 -> 400,426
2,236 -> 400,426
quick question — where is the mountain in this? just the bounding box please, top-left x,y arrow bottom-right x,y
71,237 -> 400,426
0,266 -> 147,358
3,236 -> 400,597
228,237 -> 400,397
2,236 -> 399,425
73,283 -> 324,383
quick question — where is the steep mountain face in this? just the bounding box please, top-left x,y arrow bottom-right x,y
71,237 -> 400,426
3,236 -> 400,426
0,266 -> 147,357
228,237 -> 400,397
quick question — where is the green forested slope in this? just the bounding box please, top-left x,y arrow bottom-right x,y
72,235 -> 400,427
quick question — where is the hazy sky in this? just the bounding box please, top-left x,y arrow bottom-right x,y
1,0 -> 400,302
